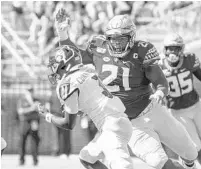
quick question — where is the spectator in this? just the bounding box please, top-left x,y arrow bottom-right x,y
10,1 -> 28,31
28,1 -> 45,42
37,1 -> 56,55
16,86 -> 40,166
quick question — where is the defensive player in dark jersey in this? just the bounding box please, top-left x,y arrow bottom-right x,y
55,8 -> 198,169
159,33 -> 201,166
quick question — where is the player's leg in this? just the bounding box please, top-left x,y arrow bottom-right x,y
177,114 -> 201,166
80,159 -> 108,169
98,131 -> 133,169
30,120 -> 40,166
98,117 -> 133,169
19,120 -> 30,165
151,104 -> 198,168
79,132 -> 108,169
128,118 -> 168,169
193,100 -> 201,164
162,159 -> 186,169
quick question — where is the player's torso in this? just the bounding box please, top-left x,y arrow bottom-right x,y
57,66 -> 126,129
90,37 -> 152,118
160,56 -> 199,110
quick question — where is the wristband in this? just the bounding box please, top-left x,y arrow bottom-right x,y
57,29 -> 69,41
155,90 -> 164,98
45,113 -> 53,123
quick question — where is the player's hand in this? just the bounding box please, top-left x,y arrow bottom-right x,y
149,91 -> 164,104
37,103 -> 50,119
55,8 -> 71,32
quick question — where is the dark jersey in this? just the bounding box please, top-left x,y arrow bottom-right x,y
60,35 -> 165,118
159,53 -> 200,110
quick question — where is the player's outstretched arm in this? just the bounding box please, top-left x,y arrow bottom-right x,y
55,8 -> 93,64
37,103 -> 77,130
143,43 -> 169,103
193,68 -> 201,81
192,55 -> 201,81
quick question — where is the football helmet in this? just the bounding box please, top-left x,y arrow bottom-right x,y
105,15 -> 136,58
163,33 -> 185,66
47,45 -> 82,85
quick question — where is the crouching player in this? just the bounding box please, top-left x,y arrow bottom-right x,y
38,45 -> 134,169
159,33 -> 201,168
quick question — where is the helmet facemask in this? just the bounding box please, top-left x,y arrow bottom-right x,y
47,55 -> 66,85
163,33 -> 185,67
47,45 -> 82,85
164,45 -> 184,67
107,34 -> 133,58
105,15 -> 136,58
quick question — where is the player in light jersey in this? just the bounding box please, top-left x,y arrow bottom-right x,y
1,137 -> 7,155
55,8 -> 198,169
38,45 -> 134,169
159,33 -> 201,166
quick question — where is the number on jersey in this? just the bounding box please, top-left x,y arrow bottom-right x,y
167,71 -> 193,97
101,64 -> 130,91
59,83 -> 70,100
91,75 -> 113,98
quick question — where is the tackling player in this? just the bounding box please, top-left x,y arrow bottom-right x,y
38,45 -> 134,169
55,9 -> 198,169
159,33 -> 201,165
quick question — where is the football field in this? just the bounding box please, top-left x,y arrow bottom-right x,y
1,154 -> 154,169
2,154 -> 201,169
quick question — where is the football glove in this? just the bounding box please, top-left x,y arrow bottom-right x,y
38,103 -> 53,123
149,90 -> 164,104
55,8 -> 71,40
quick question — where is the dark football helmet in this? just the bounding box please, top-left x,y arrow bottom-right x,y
47,45 -> 82,84
163,33 -> 185,66
104,14 -> 136,58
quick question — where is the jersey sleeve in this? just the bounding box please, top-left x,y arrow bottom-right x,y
57,77 -> 79,105
187,53 -> 201,72
63,90 -> 79,114
142,42 -> 160,68
60,38 -> 93,65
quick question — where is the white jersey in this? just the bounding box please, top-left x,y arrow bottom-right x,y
56,65 -> 127,130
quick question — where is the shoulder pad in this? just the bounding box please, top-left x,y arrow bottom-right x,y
87,35 -> 106,52
135,41 -> 160,66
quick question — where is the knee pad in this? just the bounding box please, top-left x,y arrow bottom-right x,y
145,153 -> 168,169
79,146 -> 103,164
108,156 -> 133,169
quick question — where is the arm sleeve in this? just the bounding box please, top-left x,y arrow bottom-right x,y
63,90 -> 79,114
145,63 -> 169,97
191,53 -> 200,72
59,39 -> 93,64
193,68 -> 201,81
188,53 -> 201,81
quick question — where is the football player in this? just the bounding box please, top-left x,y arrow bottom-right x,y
1,137 -> 7,156
38,45 -> 134,169
55,8 -> 198,169
159,33 -> 201,166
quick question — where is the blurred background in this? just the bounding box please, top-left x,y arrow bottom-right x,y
1,0 -> 201,159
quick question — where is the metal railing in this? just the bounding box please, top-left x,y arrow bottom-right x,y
1,17 -> 37,62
